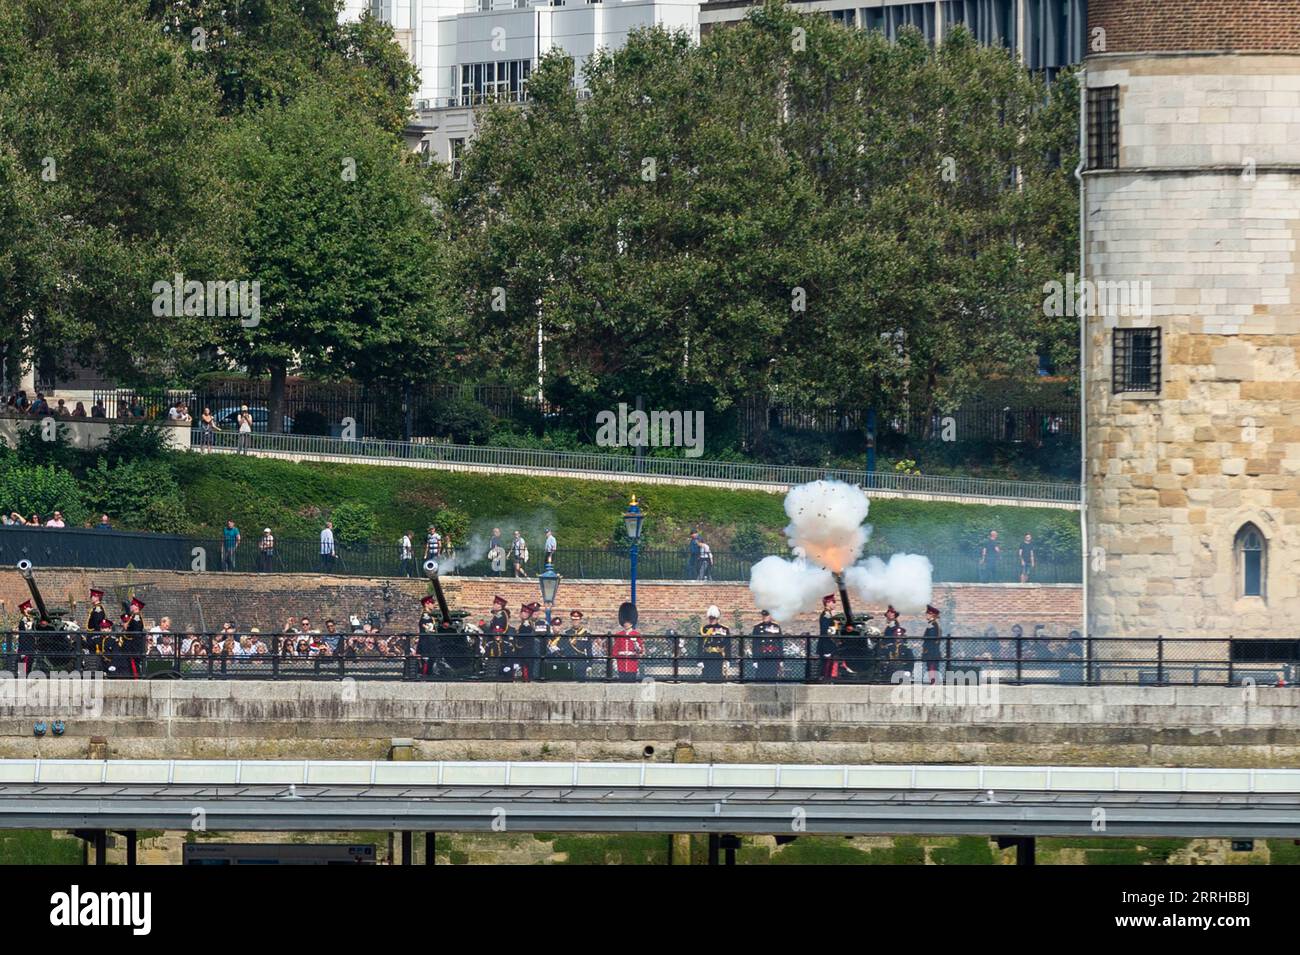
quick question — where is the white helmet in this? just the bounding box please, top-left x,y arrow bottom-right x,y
706,605 -> 720,619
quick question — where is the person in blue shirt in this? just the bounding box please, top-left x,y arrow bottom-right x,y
221,520 -> 240,571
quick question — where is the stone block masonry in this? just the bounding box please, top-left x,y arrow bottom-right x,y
2,681 -> 1296,768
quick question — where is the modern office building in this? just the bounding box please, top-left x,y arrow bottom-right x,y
344,0 -> 1087,165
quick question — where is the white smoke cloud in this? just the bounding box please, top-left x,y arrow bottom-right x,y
748,555 -> 835,623
844,554 -> 933,615
782,479 -> 872,573
749,480 -> 933,622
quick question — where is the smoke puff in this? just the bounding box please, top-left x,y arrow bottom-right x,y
748,556 -> 834,623
844,554 -> 934,614
783,480 -> 871,573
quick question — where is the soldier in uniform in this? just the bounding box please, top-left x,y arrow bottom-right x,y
921,604 -> 943,684
123,597 -> 146,679
562,610 -> 592,681
487,595 -> 510,636
416,595 -> 438,677
882,623 -> 914,683
512,602 -> 541,681
16,600 -> 36,675
882,605 -> 902,639
87,589 -> 108,632
817,594 -> 840,682
750,610 -> 784,681
611,602 -> 643,682
698,605 -> 730,682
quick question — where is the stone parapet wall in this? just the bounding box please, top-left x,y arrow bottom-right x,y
2,681 -> 1295,767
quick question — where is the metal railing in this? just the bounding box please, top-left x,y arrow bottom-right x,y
0,526 -> 1083,584
2,633 -> 1293,687
192,428 -> 1082,504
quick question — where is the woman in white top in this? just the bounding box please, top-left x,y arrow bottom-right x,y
236,405 -> 253,454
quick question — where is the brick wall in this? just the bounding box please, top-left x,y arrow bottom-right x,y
1090,0 -> 1300,53
0,567 -> 1082,638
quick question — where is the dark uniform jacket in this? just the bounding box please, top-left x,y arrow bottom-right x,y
751,622 -> 783,658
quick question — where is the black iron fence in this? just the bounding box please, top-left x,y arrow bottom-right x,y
1,632 -> 1294,687
0,526 -> 1083,584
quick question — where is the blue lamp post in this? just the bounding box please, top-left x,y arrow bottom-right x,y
539,560 -> 561,633
623,496 -> 644,606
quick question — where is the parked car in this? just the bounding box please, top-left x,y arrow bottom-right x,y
215,407 -> 295,434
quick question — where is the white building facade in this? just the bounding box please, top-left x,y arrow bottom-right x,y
342,0 -> 702,165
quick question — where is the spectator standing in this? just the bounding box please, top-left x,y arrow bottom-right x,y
257,528 -> 275,572
686,531 -> 700,579
222,520 -> 241,571
236,405 -> 253,454
320,521 -> 336,571
511,530 -> 529,578
398,530 -> 413,577
1018,533 -> 1036,583
45,510 -> 66,528
71,401 -> 87,418
94,514 -> 111,531
488,528 -> 504,575
424,525 -> 441,562
544,528 -> 557,566
979,530 -> 1001,583
695,539 -> 713,581
90,399 -> 105,418
199,407 -> 217,451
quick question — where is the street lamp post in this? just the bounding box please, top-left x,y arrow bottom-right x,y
539,560 -> 560,634
623,495 -> 644,606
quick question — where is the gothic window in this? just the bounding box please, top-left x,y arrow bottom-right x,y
1235,524 -> 1265,598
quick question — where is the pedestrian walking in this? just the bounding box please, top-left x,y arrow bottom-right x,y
399,530 -> 414,577
320,521 -> 336,572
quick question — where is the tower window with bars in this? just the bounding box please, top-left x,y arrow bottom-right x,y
1087,85 -> 1120,170
1112,328 -> 1161,394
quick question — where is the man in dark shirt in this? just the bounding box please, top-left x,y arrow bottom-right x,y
1018,533 -> 1036,583
979,530 -> 1001,583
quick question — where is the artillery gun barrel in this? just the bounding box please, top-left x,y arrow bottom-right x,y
833,572 -> 856,635
423,560 -> 453,623
16,560 -> 49,621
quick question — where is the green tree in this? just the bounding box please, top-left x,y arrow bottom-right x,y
0,0 -> 238,383
219,90 -> 452,431
146,0 -> 418,132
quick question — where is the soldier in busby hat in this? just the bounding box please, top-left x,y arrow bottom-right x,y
612,602 -> 642,682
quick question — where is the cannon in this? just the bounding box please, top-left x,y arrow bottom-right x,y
422,559 -> 471,631
12,561 -> 79,669
421,559 -> 478,676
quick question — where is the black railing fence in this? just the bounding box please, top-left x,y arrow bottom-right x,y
0,633 -> 1294,687
0,526 -> 1083,584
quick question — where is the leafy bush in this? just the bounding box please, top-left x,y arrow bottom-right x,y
729,523 -> 768,559
421,396 -> 495,445
83,458 -> 185,531
330,501 -> 377,549
0,465 -> 87,524
432,507 -> 469,545
15,422 -> 80,471
100,423 -> 172,464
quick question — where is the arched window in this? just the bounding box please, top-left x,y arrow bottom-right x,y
1235,524 -> 1266,598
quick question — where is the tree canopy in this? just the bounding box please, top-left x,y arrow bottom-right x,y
444,0 -> 1078,421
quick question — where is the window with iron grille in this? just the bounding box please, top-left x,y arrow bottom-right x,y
1087,86 -> 1119,170
1112,328 -> 1161,394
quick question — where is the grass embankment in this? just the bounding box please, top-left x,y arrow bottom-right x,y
172,453 -> 1080,556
